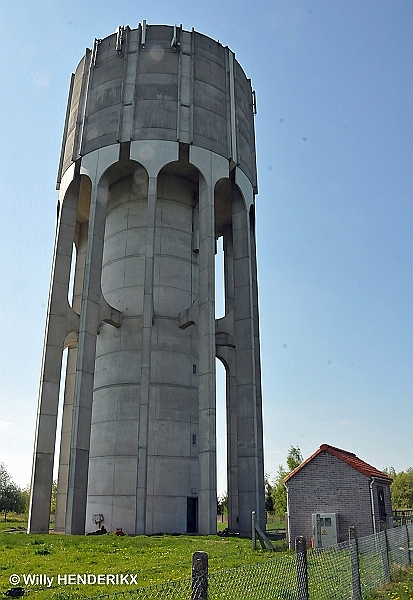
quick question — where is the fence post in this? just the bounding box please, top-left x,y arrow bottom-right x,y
406,523 -> 412,566
192,551 -> 208,600
295,536 -> 309,600
349,526 -> 362,600
401,524 -> 410,567
380,530 -> 390,583
252,511 -> 257,550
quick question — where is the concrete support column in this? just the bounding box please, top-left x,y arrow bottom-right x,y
28,179 -> 79,533
223,225 -> 235,313
249,212 -> 265,527
54,222 -> 88,532
197,171 -> 217,534
136,175 -> 157,535
227,349 -> 239,532
190,146 -> 228,535
222,227 -> 239,531
218,346 -> 239,533
54,345 -> 77,532
65,176 -> 108,534
232,195 -> 263,535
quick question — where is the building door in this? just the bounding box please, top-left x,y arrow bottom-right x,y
187,498 -> 198,533
377,486 -> 387,524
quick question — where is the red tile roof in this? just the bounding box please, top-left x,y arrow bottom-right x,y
284,444 -> 393,483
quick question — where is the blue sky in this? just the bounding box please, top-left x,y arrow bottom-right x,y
0,0 -> 412,495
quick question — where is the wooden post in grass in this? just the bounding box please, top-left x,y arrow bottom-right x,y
192,551 -> 208,600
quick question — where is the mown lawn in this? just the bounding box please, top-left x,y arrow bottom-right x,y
0,521 -> 287,599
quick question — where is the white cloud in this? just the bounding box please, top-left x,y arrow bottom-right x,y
33,72 -> 50,88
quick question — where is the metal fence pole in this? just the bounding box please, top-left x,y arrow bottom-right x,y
192,551 -> 208,600
252,511 -> 257,550
295,536 -> 309,600
349,527 -> 362,600
402,524 -> 410,567
380,530 -> 390,583
406,523 -> 412,566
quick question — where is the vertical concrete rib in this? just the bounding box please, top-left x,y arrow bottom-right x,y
177,30 -> 193,144
197,170 -> 217,534
222,226 -> 239,531
249,211 -> 266,529
28,180 -> 78,533
120,28 -> 138,143
232,193 -> 262,536
65,176 -> 108,534
136,175 -> 157,535
227,50 -> 238,166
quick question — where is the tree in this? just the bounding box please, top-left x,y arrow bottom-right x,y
286,446 -> 304,472
217,492 -> 228,516
0,463 -> 25,521
272,465 -> 288,517
50,480 -> 58,514
20,485 -> 31,516
264,473 -> 274,512
385,467 -> 413,510
0,463 -> 10,490
271,446 -> 303,518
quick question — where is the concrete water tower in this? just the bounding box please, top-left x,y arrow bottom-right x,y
28,22 -> 265,536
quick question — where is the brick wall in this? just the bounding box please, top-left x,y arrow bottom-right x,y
286,450 -> 392,548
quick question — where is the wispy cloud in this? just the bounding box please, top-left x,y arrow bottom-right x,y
33,72 -> 50,88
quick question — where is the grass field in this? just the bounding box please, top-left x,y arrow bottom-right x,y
0,520 -> 287,599
4,518 -> 411,600
366,567 -> 413,599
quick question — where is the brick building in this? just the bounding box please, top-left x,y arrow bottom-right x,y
284,444 -> 393,549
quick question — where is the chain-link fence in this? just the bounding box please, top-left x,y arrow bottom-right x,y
76,553 -> 297,600
302,523 -> 413,600
13,523 -> 410,600
307,540 -> 351,599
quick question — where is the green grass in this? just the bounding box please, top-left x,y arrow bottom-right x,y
0,524 -> 287,599
0,515 -> 28,531
366,566 -> 413,599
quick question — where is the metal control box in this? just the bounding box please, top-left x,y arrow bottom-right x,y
312,513 -> 339,548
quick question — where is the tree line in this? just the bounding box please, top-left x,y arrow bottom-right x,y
0,463 -> 28,521
2,456 -> 413,524
0,463 -> 57,522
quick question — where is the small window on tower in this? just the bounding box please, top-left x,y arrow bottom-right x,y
193,364 -> 197,374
